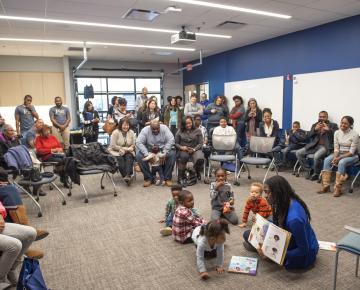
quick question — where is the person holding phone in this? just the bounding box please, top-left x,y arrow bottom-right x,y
15,95 -> 39,137
296,111 -> 338,180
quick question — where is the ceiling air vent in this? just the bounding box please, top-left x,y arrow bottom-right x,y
68,47 -> 91,52
123,8 -> 160,22
216,21 -> 247,30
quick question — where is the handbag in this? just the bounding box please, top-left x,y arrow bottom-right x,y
82,125 -> 94,138
102,119 -> 117,135
21,167 -> 42,182
17,257 -> 49,290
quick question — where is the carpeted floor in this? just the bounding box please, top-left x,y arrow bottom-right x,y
20,167 -> 360,290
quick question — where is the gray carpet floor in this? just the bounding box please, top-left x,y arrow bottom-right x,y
21,167 -> 360,290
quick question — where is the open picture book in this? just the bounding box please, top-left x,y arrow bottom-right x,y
248,214 -> 292,265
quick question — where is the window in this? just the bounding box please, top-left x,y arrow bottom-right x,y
77,78 -> 106,93
108,78 -> 134,92
136,78 -> 161,93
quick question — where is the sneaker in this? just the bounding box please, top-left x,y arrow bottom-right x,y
310,174 -> 319,181
160,227 -> 172,236
155,179 -> 162,186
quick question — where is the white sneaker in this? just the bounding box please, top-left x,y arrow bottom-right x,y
160,227 -> 172,236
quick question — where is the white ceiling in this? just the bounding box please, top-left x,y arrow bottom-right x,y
0,0 -> 359,63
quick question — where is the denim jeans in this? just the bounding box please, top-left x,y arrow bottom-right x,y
136,150 -> 176,181
323,153 -> 359,175
296,145 -> 327,174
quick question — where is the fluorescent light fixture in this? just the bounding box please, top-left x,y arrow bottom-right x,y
170,0 -> 292,19
0,15 -> 231,39
0,38 -> 196,51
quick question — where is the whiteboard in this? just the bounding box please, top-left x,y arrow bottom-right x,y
224,76 -> 284,128
293,67 -> 360,133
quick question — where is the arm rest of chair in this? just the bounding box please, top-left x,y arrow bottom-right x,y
344,225 -> 360,235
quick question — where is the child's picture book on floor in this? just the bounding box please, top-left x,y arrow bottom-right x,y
248,214 -> 292,265
318,240 -> 337,252
228,256 -> 258,275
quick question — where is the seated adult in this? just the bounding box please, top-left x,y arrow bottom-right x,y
280,121 -> 307,167
259,108 -> 282,166
205,96 -> 229,132
108,117 -> 136,185
22,119 -> 44,149
135,120 -> 175,187
0,200 -> 37,288
0,169 -> 47,259
0,125 -> 20,168
0,114 -> 5,132
163,96 -> 183,137
243,175 -> 319,270
184,93 -> 203,118
213,117 -> 244,161
34,125 -> 68,187
175,116 -> 204,183
296,111 -> 338,180
318,116 -> 359,197
245,98 -> 262,137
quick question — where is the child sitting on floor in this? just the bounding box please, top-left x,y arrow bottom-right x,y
192,219 -> 229,280
209,167 -> 239,225
159,185 -> 200,236
238,182 -> 272,228
172,190 -> 205,244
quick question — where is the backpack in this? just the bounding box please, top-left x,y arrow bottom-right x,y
84,84 -> 94,99
185,169 -> 197,186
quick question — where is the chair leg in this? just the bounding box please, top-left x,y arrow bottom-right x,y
356,255 -> 359,277
263,161 -> 273,184
15,183 -> 43,217
333,250 -> 341,290
296,165 -> 302,177
107,172 -> 117,197
237,162 -> 245,179
51,182 -> 67,205
82,183 -> 89,203
272,159 -> 279,175
349,170 -> 360,193
100,173 -> 106,190
293,160 -> 299,175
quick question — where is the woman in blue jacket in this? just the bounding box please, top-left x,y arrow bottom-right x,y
243,175 -> 319,269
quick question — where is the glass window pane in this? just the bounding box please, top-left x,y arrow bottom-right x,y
78,94 -> 108,113
109,94 -> 136,111
108,78 -> 134,92
77,78 -> 106,93
136,78 -> 161,92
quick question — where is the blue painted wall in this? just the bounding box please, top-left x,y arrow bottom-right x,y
183,15 -> 360,128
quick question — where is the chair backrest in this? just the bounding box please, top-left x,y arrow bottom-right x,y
212,132 -> 237,151
249,136 -> 275,154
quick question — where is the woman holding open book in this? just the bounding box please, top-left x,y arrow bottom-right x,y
243,175 -> 319,270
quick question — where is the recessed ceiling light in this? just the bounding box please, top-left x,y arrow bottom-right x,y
155,51 -> 174,55
170,0 -> 292,19
0,38 -> 196,51
123,9 -> 160,22
0,15 -> 231,39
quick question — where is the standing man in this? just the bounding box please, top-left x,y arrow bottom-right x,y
135,87 -> 149,114
296,111 -> 338,180
49,96 -> 71,150
15,95 -> 39,137
200,93 -> 210,130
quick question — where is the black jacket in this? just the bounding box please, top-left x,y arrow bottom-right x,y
245,108 -> 262,132
305,121 -> 338,153
259,120 -> 280,146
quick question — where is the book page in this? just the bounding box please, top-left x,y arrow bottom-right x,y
262,223 -> 290,265
318,241 -> 336,252
248,214 -> 270,249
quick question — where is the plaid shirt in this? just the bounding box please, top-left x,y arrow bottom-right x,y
172,205 -> 204,243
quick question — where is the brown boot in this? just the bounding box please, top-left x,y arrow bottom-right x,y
8,205 -> 49,241
25,248 -> 44,259
317,171 -> 332,194
333,173 -> 348,197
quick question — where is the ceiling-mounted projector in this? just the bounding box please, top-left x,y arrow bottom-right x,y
171,28 -> 196,45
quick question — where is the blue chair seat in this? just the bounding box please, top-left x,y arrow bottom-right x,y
240,157 -> 272,165
337,232 -> 360,254
18,175 -> 57,186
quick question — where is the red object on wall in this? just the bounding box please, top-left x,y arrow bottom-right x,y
186,64 -> 193,71
286,74 -> 292,81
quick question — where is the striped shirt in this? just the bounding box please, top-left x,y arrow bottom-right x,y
242,196 -> 272,223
